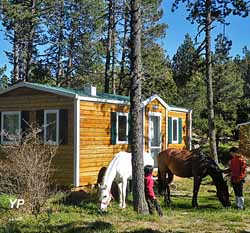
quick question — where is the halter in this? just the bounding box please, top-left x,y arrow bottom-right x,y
100,188 -> 112,207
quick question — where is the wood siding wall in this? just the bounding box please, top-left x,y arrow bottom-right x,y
144,99 -> 166,152
0,87 -> 74,186
168,111 -> 187,149
79,101 -> 129,185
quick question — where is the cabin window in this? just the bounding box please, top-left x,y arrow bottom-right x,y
117,112 -> 128,144
44,110 -> 59,145
1,111 -> 21,143
168,116 -> 183,144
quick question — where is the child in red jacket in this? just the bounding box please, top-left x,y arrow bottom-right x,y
144,165 -> 163,216
229,147 -> 247,209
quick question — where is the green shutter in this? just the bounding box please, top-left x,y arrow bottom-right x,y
178,118 -> 182,144
36,110 -> 44,127
21,111 -> 30,133
59,109 -> 68,145
111,112 -> 117,145
36,110 -> 44,142
168,117 -> 172,144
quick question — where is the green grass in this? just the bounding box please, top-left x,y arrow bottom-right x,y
1,178 -> 250,233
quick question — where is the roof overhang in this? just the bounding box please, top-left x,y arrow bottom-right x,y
0,82 -> 78,99
141,94 -> 190,113
237,122 -> 250,128
0,82 -> 131,105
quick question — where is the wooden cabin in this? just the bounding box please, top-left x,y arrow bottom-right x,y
0,82 -> 192,187
238,122 -> 250,157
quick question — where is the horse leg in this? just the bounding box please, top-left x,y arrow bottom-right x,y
118,182 -> 123,208
165,172 -> 173,207
121,180 -> 127,208
192,176 -> 201,208
159,168 -> 168,206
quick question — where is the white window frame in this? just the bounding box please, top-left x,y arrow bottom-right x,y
116,112 -> 128,144
44,109 -> 59,145
148,112 -> 162,151
172,117 -> 179,144
1,111 -> 21,144
148,112 -> 162,168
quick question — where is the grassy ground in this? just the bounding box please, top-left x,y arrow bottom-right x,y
1,177 -> 250,233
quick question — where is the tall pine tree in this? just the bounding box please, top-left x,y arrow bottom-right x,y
213,34 -> 243,148
130,0 -> 148,214
172,0 -> 250,162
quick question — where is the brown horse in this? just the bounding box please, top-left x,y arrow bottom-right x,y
157,148 -> 231,208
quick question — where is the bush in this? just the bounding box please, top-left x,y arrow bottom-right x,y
0,193 -> 15,209
0,125 -> 57,215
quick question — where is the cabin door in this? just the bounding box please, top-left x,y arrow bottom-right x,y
148,112 -> 161,167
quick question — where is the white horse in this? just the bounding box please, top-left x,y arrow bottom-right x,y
99,151 -> 154,211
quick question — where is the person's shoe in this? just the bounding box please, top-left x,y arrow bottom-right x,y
236,196 -> 240,209
239,196 -> 245,210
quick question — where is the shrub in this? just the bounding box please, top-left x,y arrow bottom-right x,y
0,125 -> 57,215
0,193 -> 15,209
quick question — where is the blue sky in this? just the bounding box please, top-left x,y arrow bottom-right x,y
0,1 -> 249,77
161,1 -> 250,58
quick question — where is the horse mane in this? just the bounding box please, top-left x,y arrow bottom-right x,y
101,152 -> 120,190
194,150 -> 225,185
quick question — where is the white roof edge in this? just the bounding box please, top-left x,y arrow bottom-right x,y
237,122 -> 250,127
78,96 -> 130,105
141,94 -> 168,108
168,106 -> 190,113
0,82 -> 78,99
141,94 -> 190,113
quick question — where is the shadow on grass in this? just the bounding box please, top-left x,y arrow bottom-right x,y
127,229 -> 164,233
46,221 -> 116,233
63,190 -> 97,206
2,220 -> 116,233
165,198 -> 223,210
126,229 -> 186,233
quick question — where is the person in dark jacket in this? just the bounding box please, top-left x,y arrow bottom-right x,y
229,147 -> 247,209
144,165 -> 163,216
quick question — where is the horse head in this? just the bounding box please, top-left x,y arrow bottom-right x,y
196,151 -> 231,207
211,163 -> 231,207
208,161 -> 231,207
98,184 -> 112,212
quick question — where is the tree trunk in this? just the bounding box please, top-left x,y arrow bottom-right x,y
118,1 -> 129,95
13,24 -> 19,83
25,0 -> 36,82
55,2 -> 64,85
205,0 -> 218,162
65,35 -> 74,83
104,0 -> 114,93
111,0 -> 116,94
130,0 -> 148,214
55,28 -> 63,85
